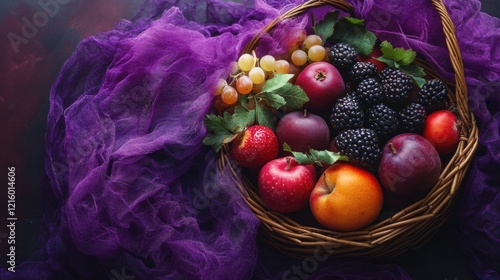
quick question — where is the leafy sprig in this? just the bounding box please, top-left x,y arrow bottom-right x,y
283,143 -> 349,167
203,107 -> 254,152
377,41 -> 426,87
260,74 -> 309,110
314,11 -> 377,56
313,12 -> 426,87
203,74 -> 308,151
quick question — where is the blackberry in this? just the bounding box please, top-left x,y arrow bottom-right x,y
418,79 -> 447,113
335,128 -> 381,169
349,62 -> 378,83
378,67 -> 397,80
367,103 -> 399,142
399,103 -> 427,133
330,96 -> 365,133
381,68 -> 413,109
329,43 -> 358,70
345,90 -> 359,100
356,78 -> 383,109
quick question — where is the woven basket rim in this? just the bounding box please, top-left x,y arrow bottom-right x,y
219,0 -> 479,259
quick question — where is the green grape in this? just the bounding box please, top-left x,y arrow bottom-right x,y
238,53 -> 254,71
302,34 -> 322,51
214,78 -> 227,95
249,67 -> 266,84
274,60 -> 290,74
221,85 -> 238,105
236,75 -> 253,94
308,45 -> 326,62
291,49 -> 308,66
260,55 -> 276,72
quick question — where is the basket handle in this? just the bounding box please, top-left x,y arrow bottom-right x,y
243,0 -> 472,127
430,0 -> 471,128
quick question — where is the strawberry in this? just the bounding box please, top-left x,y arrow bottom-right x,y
231,125 -> 279,168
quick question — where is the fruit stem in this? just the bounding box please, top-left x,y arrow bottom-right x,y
252,50 -> 258,68
323,175 -> 334,192
388,143 -> 397,155
303,109 -> 308,118
285,157 -> 292,171
315,71 -> 326,82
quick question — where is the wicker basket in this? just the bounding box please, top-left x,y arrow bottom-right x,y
218,0 -> 479,259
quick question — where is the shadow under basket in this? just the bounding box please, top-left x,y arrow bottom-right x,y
218,0 -> 479,259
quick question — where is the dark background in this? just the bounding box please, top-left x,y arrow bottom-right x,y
1,0 -> 498,279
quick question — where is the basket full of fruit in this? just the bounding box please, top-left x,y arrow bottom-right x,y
203,0 -> 478,259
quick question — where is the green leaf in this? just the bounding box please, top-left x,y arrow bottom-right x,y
378,40 -> 426,87
229,106 -> 255,132
327,17 -> 376,56
239,94 -> 249,109
309,149 -> 349,165
273,84 -> 309,110
203,114 -> 234,151
400,63 -> 426,78
202,133 -> 234,152
376,56 -> 396,68
261,74 -> 294,93
412,76 -> 426,88
400,52 -> 416,66
202,107 -> 256,151
344,16 -> 364,25
283,143 -> 312,164
258,74 -> 308,110
313,11 -> 340,44
400,64 -> 427,87
205,114 -> 231,134
262,91 -> 287,109
255,103 -> 276,130
283,143 -> 349,166
380,40 -> 394,56
380,40 -> 417,67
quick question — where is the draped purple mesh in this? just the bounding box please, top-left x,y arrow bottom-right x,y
1,0 -> 499,279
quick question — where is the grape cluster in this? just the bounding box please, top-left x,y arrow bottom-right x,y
290,34 -> 328,66
213,52 -> 291,106
214,32 -> 329,108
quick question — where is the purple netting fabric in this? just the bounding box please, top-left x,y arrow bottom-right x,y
1,0 -> 499,279
44,5 -> 266,279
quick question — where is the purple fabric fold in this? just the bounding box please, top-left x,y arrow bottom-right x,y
1,0 -> 498,279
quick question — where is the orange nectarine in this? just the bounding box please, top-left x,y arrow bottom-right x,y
309,163 -> 383,232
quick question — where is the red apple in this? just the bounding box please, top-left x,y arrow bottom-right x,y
258,157 -> 316,213
378,133 -> 442,198
310,163 -> 384,231
423,110 -> 459,155
295,61 -> 345,112
276,110 -> 330,155
231,125 -> 278,168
